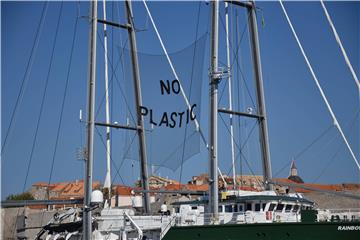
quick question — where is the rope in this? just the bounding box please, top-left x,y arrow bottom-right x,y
320,0 -> 360,94
2,2 -> 48,155
142,0 -> 208,148
279,0 -> 360,171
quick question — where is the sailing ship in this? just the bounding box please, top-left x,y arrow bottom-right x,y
4,0 -> 359,239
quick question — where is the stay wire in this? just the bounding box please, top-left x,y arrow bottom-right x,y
312,109 -> 360,183
12,2 -> 59,236
179,0 -> 202,186
22,1 -> 63,195
47,3 -> 79,189
2,2 -> 49,155
219,113 -> 262,187
95,127 -> 125,184
218,11 -> 251,105
273,124 -> 334,178
96,31 -> 135,125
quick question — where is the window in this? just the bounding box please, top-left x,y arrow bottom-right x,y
191,206 -> 198,210
262,203 -> 267,211
218,206 -> 224,212
246,203 -> 252,211
239,204 -> 244,212
268,203 -> 276,211
233,205 -> 238,212
255,203 -> 261,212
276,204 -> 284,212
175,207 -> 180,213
225,205 -> 233,213
285,205 -> 292,212
292,205 -> 299,213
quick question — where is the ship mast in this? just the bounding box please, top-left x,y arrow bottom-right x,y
247,1 -> 273,190
102,0 -> 112,202
84,0 -> 97,238
125,0 -> 151,213
209,0 -> 220,223
224,0 -> 273,190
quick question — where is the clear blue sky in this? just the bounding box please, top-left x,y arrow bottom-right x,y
1,1 -> 359,199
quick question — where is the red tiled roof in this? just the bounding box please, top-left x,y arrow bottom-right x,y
272,178 -> 360,193
115,185 -> 132,195
185,184 -> 208,191
33,182 -> 54,187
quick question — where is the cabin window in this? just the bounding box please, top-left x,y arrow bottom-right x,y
225,205 -> 233,213
292,205 -> 299,212
218,206 -> 224,212
262,203 -> 267,211
191,206 -> 198,210
246,203 -> 252,211
239,204 -> 244,212
268,203 -> 276,211
285,205 -> 292,212
233,205 -> 238,212
175,207 -> 180,213
276,204 -> 284,212
255,203 -> 261,212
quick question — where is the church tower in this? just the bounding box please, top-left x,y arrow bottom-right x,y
288,159 -> 304,183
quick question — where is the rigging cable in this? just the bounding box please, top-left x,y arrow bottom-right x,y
279,0 -> 360,171
312,108 -> 360,183
12,2 -> 60,236
22,1 -> 63,194
95,127 -> 125,184
218,11 -> 254,107
219,113 -> 263,188
2,2 -> 48,155
47,2 -> 78,188
320,0 -> 360,94
179,0 -> 202,186
96,31 -> 135,124
273,124 -> 334,177
142,0 -> 208,147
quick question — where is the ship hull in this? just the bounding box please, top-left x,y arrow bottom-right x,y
162,221 -> 360,240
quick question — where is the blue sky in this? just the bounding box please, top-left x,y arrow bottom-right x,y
1,1 -> 359,199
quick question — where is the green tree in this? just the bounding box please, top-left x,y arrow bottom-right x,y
6,192 -> 35,200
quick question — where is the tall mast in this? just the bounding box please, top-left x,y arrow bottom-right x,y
102,0 -> 111,201
247,2 -> 272,190
125,0 -> 151,213
84,0 -> 97,238
224,2 -> 236,189
209,0 -> 219,222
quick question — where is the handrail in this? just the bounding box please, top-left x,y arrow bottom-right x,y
124,212 -> 143,240
160,215 -> 177,239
